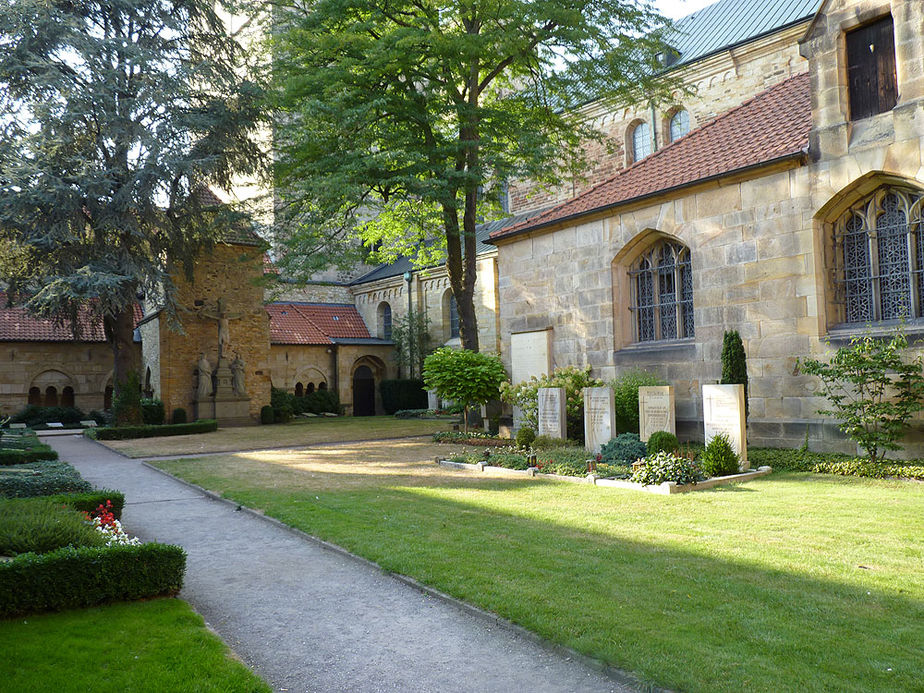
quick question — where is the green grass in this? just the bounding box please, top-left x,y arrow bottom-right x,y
152,449 -> 924,693
0,598 -> 270,692
100,416 -> 450,457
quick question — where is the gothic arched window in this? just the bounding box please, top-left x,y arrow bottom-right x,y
629,240 -> 694,342
631,122 -> 652,163
834,188 -> 924,324
669,110 -> 690,142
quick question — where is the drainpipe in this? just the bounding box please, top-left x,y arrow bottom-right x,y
649,101 -> 658,153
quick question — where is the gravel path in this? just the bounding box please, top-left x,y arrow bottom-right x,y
48,434 -> 640,693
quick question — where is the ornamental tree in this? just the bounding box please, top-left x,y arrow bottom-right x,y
721,330 -> 749,421
799,328 -> 924,464
270,0 -> 677,351
423,348 -> 507,432
0,0 -> 265,423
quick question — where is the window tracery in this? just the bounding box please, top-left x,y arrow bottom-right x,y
629,240 -> 693,342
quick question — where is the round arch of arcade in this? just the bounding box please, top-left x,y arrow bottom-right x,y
293,367 -> 329,397
351,355 -> 387,417
27,369 -> 76,408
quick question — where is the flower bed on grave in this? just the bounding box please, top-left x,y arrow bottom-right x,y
0,462 -> 185,617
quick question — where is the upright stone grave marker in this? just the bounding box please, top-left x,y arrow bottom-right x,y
583,387 -> 615,454
427,390 -> 439,411
639,386 -> 675,442
702,384 -> 748,470
538,387 -> 567,439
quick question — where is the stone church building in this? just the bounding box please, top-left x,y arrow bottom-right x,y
490,0 -> 924,452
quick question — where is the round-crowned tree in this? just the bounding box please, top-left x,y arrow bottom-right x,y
423,348 -> 507,433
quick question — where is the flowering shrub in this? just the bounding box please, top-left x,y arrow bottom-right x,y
630,451 -> 705,486
85,501 -> 141,547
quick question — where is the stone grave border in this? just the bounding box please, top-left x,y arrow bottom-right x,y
437,459 -> 772,495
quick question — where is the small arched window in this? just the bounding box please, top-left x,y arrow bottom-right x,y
669,110 -> 690,142
318,382 -> 328,391
306,382 -> 316,394
295,382 -> 304,397
62,386 -> 75,408
377,302 -> 392,340
629,240 -> 694,342
631,122 -> 652,162
44,386 -> 58,407
834,187 -> 924,324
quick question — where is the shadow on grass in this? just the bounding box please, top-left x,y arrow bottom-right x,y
158,452 -> 923,693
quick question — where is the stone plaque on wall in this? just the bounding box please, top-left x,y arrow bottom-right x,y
639,386 -> 675,442
583,386 -> 615,454
702,384 -> 748,470
510,329 -> 551,385
538,387 -> 567,439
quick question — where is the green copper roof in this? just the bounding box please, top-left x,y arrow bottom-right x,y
666,0 -> 819,67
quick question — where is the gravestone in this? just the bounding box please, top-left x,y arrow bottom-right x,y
9,423 -> 26,429
427,390 -> 439,410
538,387 -> 568,438
537,387 -> 567,439
639,386 -> 675,442
583,387 -> 615,454
79,420 -> 98,428
702,384 -> 748,470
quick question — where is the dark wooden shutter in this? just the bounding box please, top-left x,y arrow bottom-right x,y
846,16 -> 898,121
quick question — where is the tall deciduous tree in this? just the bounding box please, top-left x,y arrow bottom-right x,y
270,0 -> 675,351
0,0 -> 265,423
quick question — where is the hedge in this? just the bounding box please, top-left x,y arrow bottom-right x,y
380,379 -> 428,414
0,460 -> 93,498
0,446 -> 58,466
45,490 -> 126,519
92,419 -> 218,440
0,543 -> 186,617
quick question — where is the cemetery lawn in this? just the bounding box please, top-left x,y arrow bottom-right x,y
150,440 -> 924,693
99,416 -> 449,457
0,598 -> 270,692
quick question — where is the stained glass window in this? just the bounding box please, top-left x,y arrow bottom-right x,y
835,187 -> 924,324
629,240 -> 694,342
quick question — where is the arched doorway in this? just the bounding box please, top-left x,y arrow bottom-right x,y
352,366 -> 375,416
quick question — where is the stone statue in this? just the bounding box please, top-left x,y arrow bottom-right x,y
199,297 -> 242,360
231,352 -> 247,396
197,353 -> 212,398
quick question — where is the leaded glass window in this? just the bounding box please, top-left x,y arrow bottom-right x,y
449,294 -> 460,339
629,240 -> 694,342
669,110 -> 690,142
834,187 -> 924,324
631,122 -> 651,162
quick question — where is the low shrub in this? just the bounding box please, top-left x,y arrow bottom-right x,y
0,542 -> 186,617
515,427 -> 536,450
394,409 -> 430,419
811,458 -> 924,480
46,490 -> 125,519
140,398 -> 165,426
532,435 -> 575,450
432,431 -> 503,445
647,431 -> 679,455
171,407 -> 188,424
380,379 -> 428,414
0,445 -> 58,466
535,446 -> 598,476
260,405 -> 275,425
302,389 -> 340,415
0,460 -> 93,498
700,433 -> 741,477
0,498 -> 106,556
9,405 -> 87,428
481,451 -> 532,470
600,433 -> 647,465
92,420 -> 218,440
630,451 -> 705,486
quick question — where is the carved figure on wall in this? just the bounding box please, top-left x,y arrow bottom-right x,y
199,297 -> 242,360
197,353 -> 212,398
231,352 -> 247,396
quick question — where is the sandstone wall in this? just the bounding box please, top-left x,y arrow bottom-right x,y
155,243 -> 272,422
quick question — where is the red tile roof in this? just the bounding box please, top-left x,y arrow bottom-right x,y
490,72 -> 812,242
0,293 -> 143,342
266,303 -> 372,345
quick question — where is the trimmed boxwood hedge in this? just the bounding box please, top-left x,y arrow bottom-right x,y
0,446 -> 59,466
92,419 -> 218,440
45,490 -> 126,519
0,460 -> 93,498
0,543 -> 186,617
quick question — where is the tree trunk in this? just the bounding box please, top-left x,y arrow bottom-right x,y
443,202 -> 480,352
104,306 -> 142,425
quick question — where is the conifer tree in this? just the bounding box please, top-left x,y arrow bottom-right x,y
0,0 -> 265,423
721,330 -> 749,421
